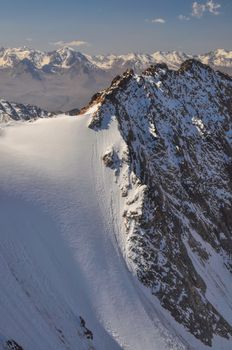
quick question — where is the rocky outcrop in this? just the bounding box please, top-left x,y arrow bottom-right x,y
4,340 -> 24,350
0,99 -> 52,123
88,60 -> 232,346
79,317 -> 93,340
65,108 -> 80,116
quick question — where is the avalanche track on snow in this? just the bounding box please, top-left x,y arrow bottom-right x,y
0,115 -> 188,350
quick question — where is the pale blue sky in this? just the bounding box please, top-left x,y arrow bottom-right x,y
0,0 -> 231,54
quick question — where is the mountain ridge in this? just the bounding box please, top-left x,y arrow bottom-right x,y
0,99 -> 52,123
84,58 -> 232,346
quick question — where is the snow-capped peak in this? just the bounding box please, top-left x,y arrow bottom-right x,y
0,47 -> 231,73
0,47 -> 46,68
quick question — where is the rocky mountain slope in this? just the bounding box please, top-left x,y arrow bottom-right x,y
83,59 -> 232,347
0,104 -> 188,350
0,59 -> 232,350
0,47 -> 231,111
0,99 -> 51,123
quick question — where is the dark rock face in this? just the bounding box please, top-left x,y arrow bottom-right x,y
0,99 -> 52,122
65,108 -> 80,116
12,58 -> 41,80
89,60 -> 232,346
79,316 -> 93,340
4,340 -> 24,350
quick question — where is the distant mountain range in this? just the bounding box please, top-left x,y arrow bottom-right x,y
0,47 -> 231,111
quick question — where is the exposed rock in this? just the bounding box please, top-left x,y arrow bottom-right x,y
0,99 -> 52,123
102,146 -> 121,170
4,340 -> 24,350
79,316 -> 93,340
65,108 -> 80,116
88,60 -> 232,346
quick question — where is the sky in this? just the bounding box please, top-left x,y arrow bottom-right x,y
0,0 -> 231,54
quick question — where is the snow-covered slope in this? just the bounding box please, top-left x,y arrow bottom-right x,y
198,49 -> 232,68
1,59 -> 232,350
0,113 -> 189,350
0,47 -> 96,71
0,47 -> 231,111
0,47 -> 45,69
87,51 -> 191,72
88,49 -> 232,75
0,99 -> 51,123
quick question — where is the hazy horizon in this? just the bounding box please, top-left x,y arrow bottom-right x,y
0,45 -> 232,56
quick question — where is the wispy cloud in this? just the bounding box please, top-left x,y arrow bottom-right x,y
51,40 -> 89,47
178,14 -> 190,21
147,18 -> 166,24
178,1 -> 221,22
206,0 -> 221,14
192,0 -> 221,18
26,38 -> 33,42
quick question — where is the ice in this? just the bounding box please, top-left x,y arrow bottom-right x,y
0,115 -> 185,350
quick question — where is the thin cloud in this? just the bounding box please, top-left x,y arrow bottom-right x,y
26,38 -> 33,42
51,40 -> 89,47
192,0 -> 221,18
192,2 -> 206,17
150,18 -> 166,24
178,14 -> 190,21
207,0 -> 221,14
